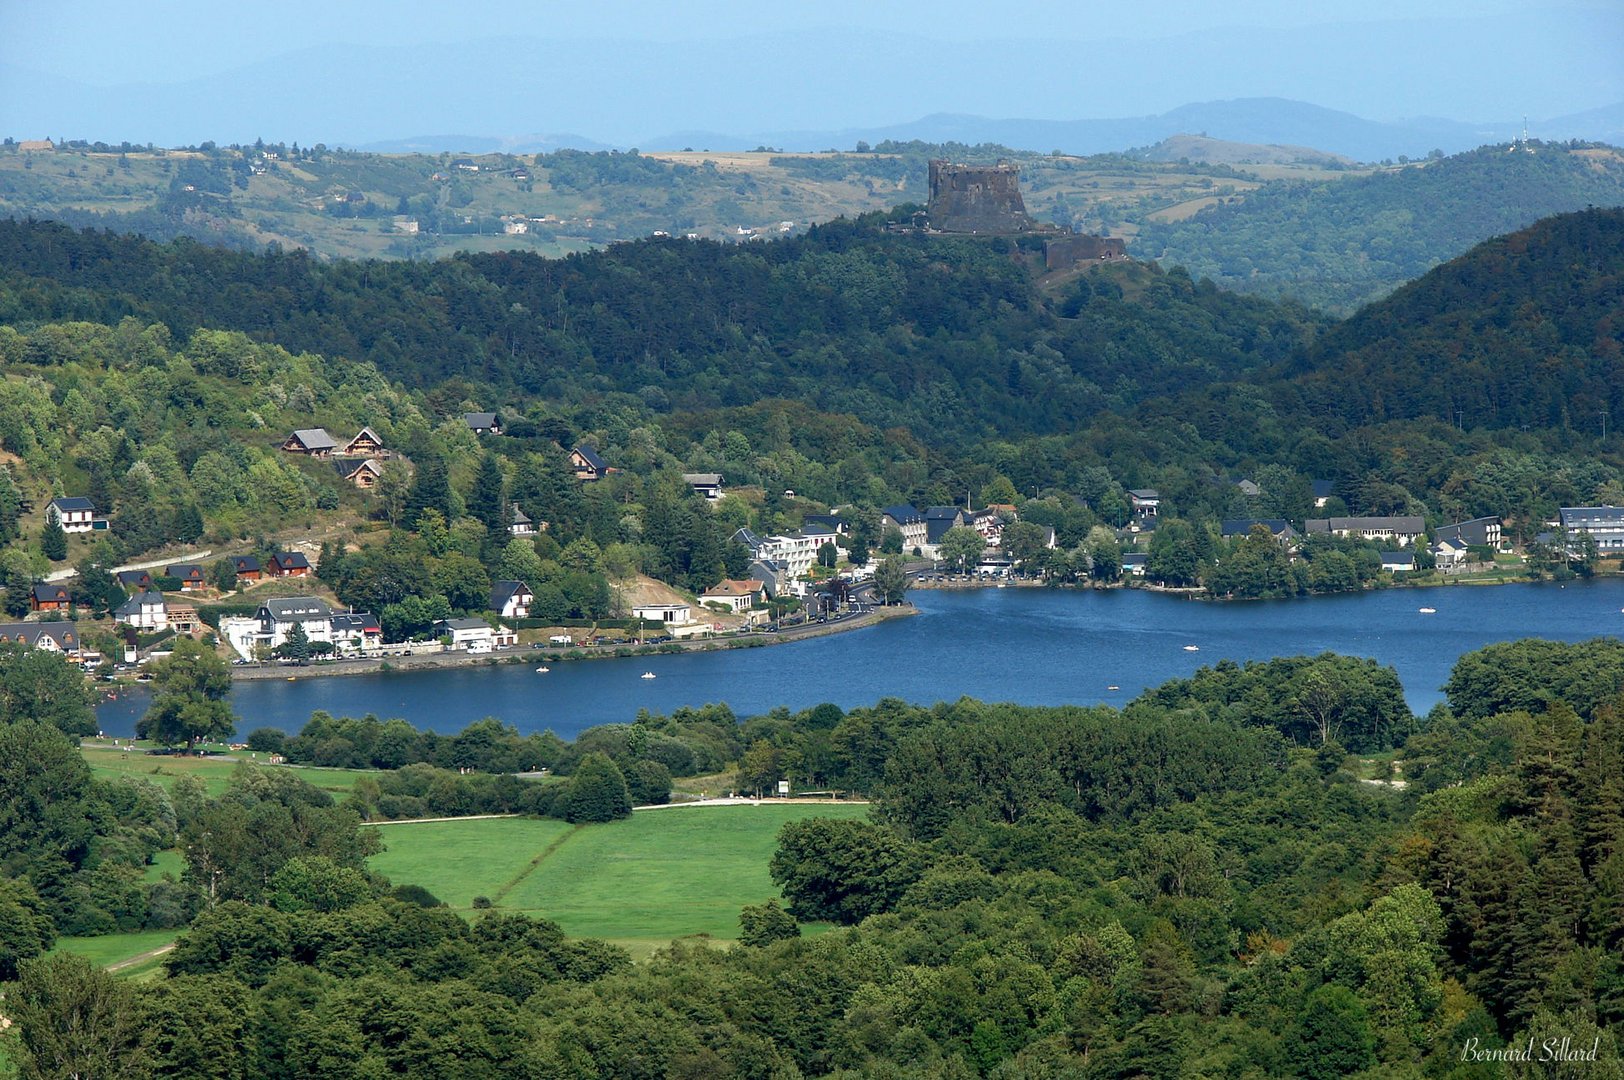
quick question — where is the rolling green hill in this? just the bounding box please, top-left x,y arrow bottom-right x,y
1135,142 -> 1624,313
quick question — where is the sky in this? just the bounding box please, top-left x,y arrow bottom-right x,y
1,0 -> 1619,146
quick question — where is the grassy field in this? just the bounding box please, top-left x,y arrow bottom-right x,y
368,803 -> 870,955
50,928 -> 180,980
81,740 -> 371,798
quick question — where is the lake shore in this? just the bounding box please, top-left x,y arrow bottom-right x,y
231,602 -> 918,682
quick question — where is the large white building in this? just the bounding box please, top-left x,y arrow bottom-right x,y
1560,506 -> 1624,554
255,597 -> 335,650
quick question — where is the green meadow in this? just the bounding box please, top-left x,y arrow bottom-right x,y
80,740 -> 370,798
368,803 -> 871,955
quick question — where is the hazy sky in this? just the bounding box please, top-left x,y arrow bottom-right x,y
1,0 -> 1618,145
3,0 -> 1609,81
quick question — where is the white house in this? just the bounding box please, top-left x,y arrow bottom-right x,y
435,616 -> 494,649
1304,516 -> 1426,547
881,505 -> 928,553
255,597 -> 335,650
329,612 -> 382,654
490,579 -> 533,620
114,590 -> 167,631
46,496 -> 106,534
632,603 -> 692,625
701,579 -> 764,613
1380,552 -> 1416,572
682,473 -> 724,500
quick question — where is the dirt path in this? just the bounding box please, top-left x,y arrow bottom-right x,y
491,824 -> 585,904
361,813 -> 521,826
106,942 -> 175,973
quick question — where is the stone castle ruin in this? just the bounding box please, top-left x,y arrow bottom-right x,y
925,160 -> 1054,235
921,159 -> 1128,271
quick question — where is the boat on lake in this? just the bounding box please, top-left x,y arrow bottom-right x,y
1419,607 -> 1436,614
1183,645 -> 1199,652
641,671 -> 657,679
535,666 -> 550,673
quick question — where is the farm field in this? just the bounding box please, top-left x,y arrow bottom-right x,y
368,803 -> 870,955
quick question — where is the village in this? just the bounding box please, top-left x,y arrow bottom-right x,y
10,412 -> 1623,680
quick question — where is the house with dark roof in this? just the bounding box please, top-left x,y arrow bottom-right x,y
332,458 -> 383,489
46,496 -> 106,533
1559,506 -> 1624,554
1304,516 -> 1426,546
269,552 -> 312,577
1311,479 -> 1335,509
1381,552 -> 1416,572
682,473 -> 724,500
114,590 -> 166,631
1235,479 -> 1261,498
570,444 -> 607,481
465,412 -> 502,435
509,503 -> 537,536
0,621 -> 81,656
1436,516 -> 1502,549
166,565 -> 207,592
116,570 -> 154,591
922,506 -> 971,555
30,583 -> 70,612
435,616 -> 495,649
881,505 -> 927,552
281,428 -> 337,456
801,514 -> 851,536
1121,553 -> 1149,577
1221,519 -> 1299,542
232,556 -> 263,581
329,612 -> 382,653
256,597 -> 334,648
490,580 -> 533,620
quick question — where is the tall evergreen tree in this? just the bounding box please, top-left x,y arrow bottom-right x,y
41,517 -> 68,562
470,452 -> 507,540
402,453 -> 454,532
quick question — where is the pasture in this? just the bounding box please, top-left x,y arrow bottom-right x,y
367,803 -> 870,955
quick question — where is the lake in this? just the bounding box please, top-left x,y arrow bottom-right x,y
96,578 -> 1624,741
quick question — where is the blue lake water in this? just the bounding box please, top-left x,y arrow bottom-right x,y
96,579 -> 1624,741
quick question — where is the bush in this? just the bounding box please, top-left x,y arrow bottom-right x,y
472,895 -> 493,909
558,753 -> 632,823
391,883 -> 444,908
625,759 -> 673,805
245,727 -> 286,753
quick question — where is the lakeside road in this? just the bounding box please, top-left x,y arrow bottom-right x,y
230,602 -> 918,682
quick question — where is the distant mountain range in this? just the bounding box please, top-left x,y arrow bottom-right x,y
3,11 -> 1620,160
361,98 -> 1624,166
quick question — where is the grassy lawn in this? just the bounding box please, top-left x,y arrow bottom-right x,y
368,804 -> 870,955
367,817 -> 576,909
143,849 -> 185,882
51,927 -> 181,980
81,740 -> 370,798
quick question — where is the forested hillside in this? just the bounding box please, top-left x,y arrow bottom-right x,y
0,207 -> 1620,547
3,641 -> 1622,1075
1277,208 -> 1624,433
1135,142 -> 1624,312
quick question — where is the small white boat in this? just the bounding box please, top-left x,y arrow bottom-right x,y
1418,607 -> 1436,614
640,671 -> 657,680
1106,685 -> 1120,691
1183,645 -> 1199,652
535,666 -> 550,674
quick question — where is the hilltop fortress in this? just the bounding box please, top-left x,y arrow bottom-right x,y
921,159 -> 1127,269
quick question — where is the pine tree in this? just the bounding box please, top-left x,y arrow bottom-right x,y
470,452 -> 507,538
41,517 -> 67,561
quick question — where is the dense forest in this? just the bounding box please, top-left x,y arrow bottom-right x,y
1134,142 -> 1624,313
3,639 -> 1622,1076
